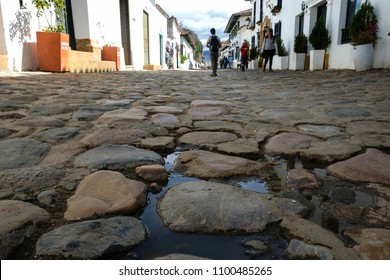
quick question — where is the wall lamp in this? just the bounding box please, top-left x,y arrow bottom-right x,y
301,1 -> 308,12
245,17 -> 251,28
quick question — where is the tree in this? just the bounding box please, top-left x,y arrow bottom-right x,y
180,26 -> 203,63
309,17 -> 331,50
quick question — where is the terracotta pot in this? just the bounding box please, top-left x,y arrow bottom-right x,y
102,46 -> 121,71
36,32 -> 69,72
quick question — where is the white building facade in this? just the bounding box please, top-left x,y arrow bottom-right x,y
0,0 -> 185,72
242,0 -> 389,70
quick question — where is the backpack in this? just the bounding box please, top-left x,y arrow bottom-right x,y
210,36 -> 219,52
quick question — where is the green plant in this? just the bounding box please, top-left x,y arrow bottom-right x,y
309,17 -> 331,50
32,0 -> 66,32
276,38 -> 288,56
249,47 -> 258,60
294,33 -> 308,53
271,5 -> 281,16
180,55 -> 188,64
349,1 -> 378,45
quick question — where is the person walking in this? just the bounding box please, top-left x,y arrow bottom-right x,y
261,29 -> 278,72
206,28 -> 221,77
239,40 -> 250,71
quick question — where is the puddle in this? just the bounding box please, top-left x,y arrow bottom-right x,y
129,151 -> 286,260
129,150 -> 375,260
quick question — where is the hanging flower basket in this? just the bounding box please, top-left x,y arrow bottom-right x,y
271,6 -> 281,16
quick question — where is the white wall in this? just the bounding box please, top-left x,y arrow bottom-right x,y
71,0 -> 121,46
0,0 -> 40,71
256,0 -> 390,70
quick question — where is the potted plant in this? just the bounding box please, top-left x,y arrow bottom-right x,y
349,1 -> 379,71
274,37 -> 288,70
32,0 -> 70,72
271,5 -> 281,16
308,17 -> 331,70
291,33 -> 307,70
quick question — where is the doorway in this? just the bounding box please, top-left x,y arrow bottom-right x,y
65,0 -> 76,50
143,11 -> 150,65
119,0 -> 131,65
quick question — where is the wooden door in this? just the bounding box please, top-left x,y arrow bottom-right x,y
143,11 -> 150,65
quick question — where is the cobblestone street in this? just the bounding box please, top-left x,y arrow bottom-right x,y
0,68 -> 389,260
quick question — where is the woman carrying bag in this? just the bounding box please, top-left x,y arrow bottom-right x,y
261,29 -> 278,72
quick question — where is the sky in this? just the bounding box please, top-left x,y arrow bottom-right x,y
156,0 -> 251,45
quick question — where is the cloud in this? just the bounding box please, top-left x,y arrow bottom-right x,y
156,0 -> 250,44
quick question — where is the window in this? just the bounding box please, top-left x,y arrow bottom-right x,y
298,14 -> 304,34
317,3 -> 327,21
260,0 -> 264,22
342,0 -> 362,44
253,1 -> 257,25
275,21 -> 282,39
346,0 -> 362,28
19,0 -> 26,9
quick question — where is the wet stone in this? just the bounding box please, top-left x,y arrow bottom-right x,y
343,228 -> 390,260
296,124 -> 343,139
286,168 -> 319,190
327,148 -> 390,185
35,216 -> 147,259
286,239 -> 334,260
172,150 -> 269,178
158,180 -> 309,234
264,132 -> 318,156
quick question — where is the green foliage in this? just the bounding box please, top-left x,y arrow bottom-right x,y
31,0 -> 66,33
181,27 -> 203,63
180,55 -> 188,64
294,33 -> 308,53
276,38 -> 288,56
249,47 -> 258,60
271,5 -> 281,16
309,17 -> 331,50
349,1 -> 378,45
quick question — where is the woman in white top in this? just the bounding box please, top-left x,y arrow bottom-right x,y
261,29 -> 278,72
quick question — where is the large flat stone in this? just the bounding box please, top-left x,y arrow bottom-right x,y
0,200 -> 49,259
327,148 -> 390,185
0,138 -> 51,171
74,145 -> 164,172
64,170 -> 147,220
158,180 -> 309,233
36,216 -> 146,259
172,150 -> 269,178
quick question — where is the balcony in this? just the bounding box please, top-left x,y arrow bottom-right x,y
341,28 -> 351,44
